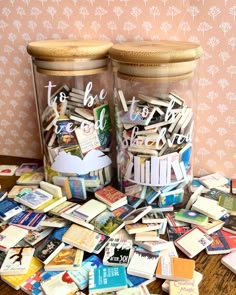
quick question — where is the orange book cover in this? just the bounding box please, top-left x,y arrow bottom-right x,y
95,185 -> 126,205
155,256 -> 195,280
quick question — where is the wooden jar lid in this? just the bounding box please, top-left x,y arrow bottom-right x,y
109,40 -> 203,81
27,39 -> 113,75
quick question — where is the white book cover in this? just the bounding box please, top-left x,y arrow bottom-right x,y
40,271 -> 78,295
174,226 -> 213,258
39,181 -> 63,198
127,249 -> 159,279
72,199 -> 107,222
221,251 -> 236,274
0,225 -> 28,252
0,247 -> 35,275
192,196 -> 228,219
198,172 -> 229,189
124,206 -> 152,225
16,188 -> 53,210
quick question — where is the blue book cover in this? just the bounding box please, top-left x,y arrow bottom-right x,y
158,189 -> 184,208
0,199 -> 20,217
68,177 -> 87,200
68,255 -> 102,290
51,225 -> 70,241
9,210 -> 46,229
206,230 -> 231,254
17,189 -> 52,209
0,198 -> 23,219
126,272 -> 149,287
89,265 -> 127,294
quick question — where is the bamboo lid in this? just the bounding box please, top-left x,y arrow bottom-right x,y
109,40 -> 203,64
27,39 -> 113,75
109,40 -> 202,81
27,39 -> 113,60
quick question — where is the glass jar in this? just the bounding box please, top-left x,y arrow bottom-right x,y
27,39 -> 113,199
109,41 -> 203,208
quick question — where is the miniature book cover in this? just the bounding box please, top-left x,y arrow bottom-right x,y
0,198 -> 24,221
169,280 -> 199,295
90,209 -> 125,237
56,119 -> 78,148
16,172 -> 45,185
72,199 -> 107,222
62,224 -> 100,253
15,163 -> 39,176
1,257 -> 43,291
199,218 -> 224,235
221,251 -> 236,274
134,239 -> 173,253
95,185 -> 127,206
222,215 -> 236,235
24,226 -> 54,246
75,126 -> 101,155
93,103 -> 112,149
135,231 -> 159,242
206,230 -> 231,255
124,206 -> 152,225
0,247 -> 35,275
167,226 -> 191,241
89,265 -> 127,294
8,185 -> 38,198
125,222 -> 159,235
20,268 -> 58,295
111,204 -> 135,221
68,255 -> 102,290
127,249 -> 159,279
142,211 -> 166,223
9,210 -> 46,230
41,105 -> 59,131
44,248 -> 84,271
175,209 -> 208,226
0,225 -> 29,252
0,165 -> 18,176
15,189 -> 53,210
158,188 -> 184,208
35,196 -> 67,213
92,233 -> 110,255
221,229 -> 236,250
191,196 -> 228,220
34,236 -> 65,265
40,271 -> 78,295
199,172 -> 229,189
155,256 -> 195,280
68,177 -> 87,200
174,226 -> 213,258
103,238 -> 133,266
165,212 -> 189,227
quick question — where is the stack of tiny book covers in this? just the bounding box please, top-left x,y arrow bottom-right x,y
0,170 -> 236,295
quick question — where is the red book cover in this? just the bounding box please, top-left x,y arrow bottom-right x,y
95,186 -> 126,205
221,229 -> 236,250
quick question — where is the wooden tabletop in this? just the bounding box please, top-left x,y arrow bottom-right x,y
0,155 -> 235,295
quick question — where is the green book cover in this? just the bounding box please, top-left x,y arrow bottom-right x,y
175,209 -> 208,225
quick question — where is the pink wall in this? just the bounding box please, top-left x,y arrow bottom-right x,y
0,0 -> 235,177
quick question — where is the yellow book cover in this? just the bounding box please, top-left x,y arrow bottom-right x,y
62,224 -> 100,253
35,196 -> 67,213
1,257 -> 43,290
45,248 -> 84,271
